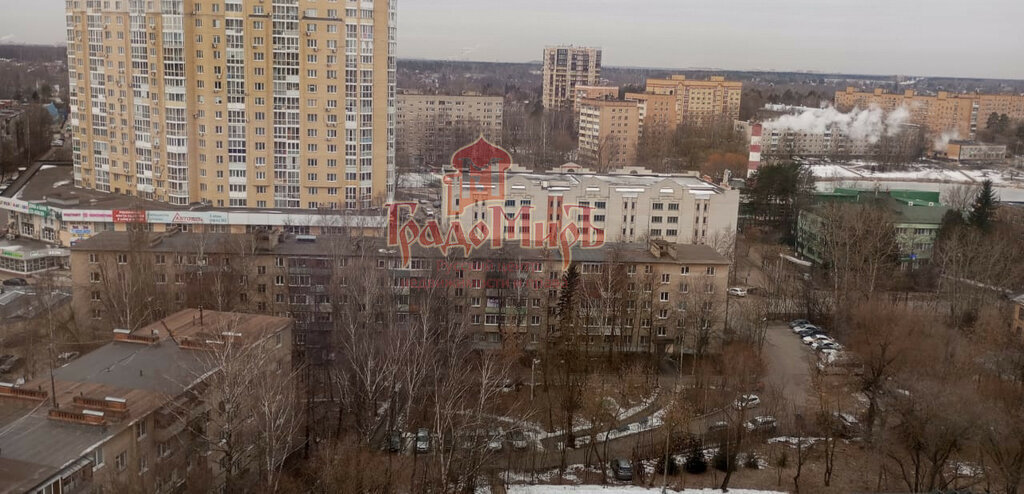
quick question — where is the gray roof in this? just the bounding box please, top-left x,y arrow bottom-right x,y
71,231 -> 731,266
0,310 -> 291,493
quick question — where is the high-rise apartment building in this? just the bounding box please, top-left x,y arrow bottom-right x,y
626,75 -> 742,135
65,0 -> 396,210
396,92 -> 503,168
542,45 -> 601,110
577,97 -> 641,169
835,87 -> 1024,140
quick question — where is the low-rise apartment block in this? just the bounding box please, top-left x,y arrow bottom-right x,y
442,164 -> 740,246
943,140 -> 1006,162
396,92 -> 504,168
0,309 -> 293,494
70,231 -> 730,358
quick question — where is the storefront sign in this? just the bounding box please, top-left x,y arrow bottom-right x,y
112,209 -> 146,223
146,211 -> 229,224
61,210 -> 114,222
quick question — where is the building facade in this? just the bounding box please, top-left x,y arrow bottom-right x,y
0,309 -> 293,494
70,231 -> 731,358
797,188 -> 949,268
396,92 -> 503,168
577,98 -> 641,169
542,46 -> 601,111
65,0 -> 396,210
835,87 -> 1024,139
1,162 -> 384,248
626,75 -> 742,133
944,140 -> 1006,162
441,164 -> 741,246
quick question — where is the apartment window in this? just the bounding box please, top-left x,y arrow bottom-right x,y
627,265 -> 636,275
706,266 -> 716,276
116,253 -> 128,264
115,451 -> 127,471
530,315 -> 541,326
652,203 -> 664,210
274,275 -> 285,286
92,448 -> 105,470
155,254 -> 165,264
91,291 -> 101,301
471,297 -> 481,307
660,292 -> 670,302
88,253 -> 98,263
471,315 -> 482,325
680,266 -> 689,275
90,272 -> 101,283
157,442 -> 171,459
661,274 -> 670,284
138,454 -> 148,474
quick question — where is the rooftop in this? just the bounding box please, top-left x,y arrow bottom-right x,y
0,309 -> 292,493
812,188 -> 950,224
456,164 -> 729,195
71,231 -> 732,266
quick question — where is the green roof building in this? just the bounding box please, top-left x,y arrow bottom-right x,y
797,188 -> 950,267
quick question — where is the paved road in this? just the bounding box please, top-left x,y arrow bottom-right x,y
762,322 -> 814,411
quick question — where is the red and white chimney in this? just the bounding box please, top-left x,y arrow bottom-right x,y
748,123 -> 762,174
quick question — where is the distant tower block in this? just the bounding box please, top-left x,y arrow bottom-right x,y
748,123 -> 763,174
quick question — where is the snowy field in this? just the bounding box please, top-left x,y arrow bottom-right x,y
507,486 -> 784,494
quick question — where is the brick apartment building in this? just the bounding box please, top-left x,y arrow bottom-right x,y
70,230 -> 730,360
0,309 -> 293,494
626,75 -> 743,136
577,98 -> 641,169
834,87 -> 1024,140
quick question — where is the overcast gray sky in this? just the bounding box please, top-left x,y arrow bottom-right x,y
5,0 -> 1023,79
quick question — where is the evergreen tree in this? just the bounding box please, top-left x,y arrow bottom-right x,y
968,180 -> 998,232
684,442 -> 709,474
986,112 -> 1001,130
556,263 -> 580,332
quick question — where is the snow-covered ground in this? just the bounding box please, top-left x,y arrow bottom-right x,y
507,486 -> 784,494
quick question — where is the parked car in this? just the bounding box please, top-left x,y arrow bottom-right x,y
833,412 -> 861,438
793,324 -> 822,334
508,429 -> 529,450
727,287 -> 747,297
744,416 -> 778,433
707,420 -> 729,433
788,319 -> 811,329
0,355 -> 21,374
802,334 -> 832,345
817,341 -> 842,352
487,432 -> 504,452
387,430 -> 403,453
2,278 -> 28,287
733,394 -> 761,410
415,428 -> 431,453
611,458 -> 633,481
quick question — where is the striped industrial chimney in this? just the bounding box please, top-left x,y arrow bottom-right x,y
748,123 -> 762,174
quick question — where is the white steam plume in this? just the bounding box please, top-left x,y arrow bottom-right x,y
932,130 -> 960,152
763,104 -> 911,145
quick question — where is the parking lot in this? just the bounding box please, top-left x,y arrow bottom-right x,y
762,322 -> 815,410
